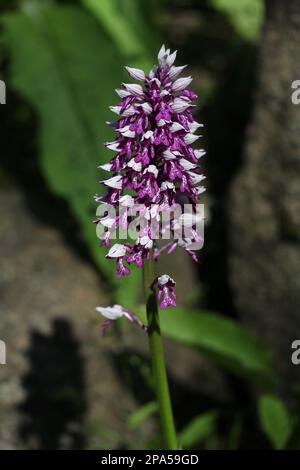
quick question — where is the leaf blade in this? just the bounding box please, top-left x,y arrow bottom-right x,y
259,395 -> 292,449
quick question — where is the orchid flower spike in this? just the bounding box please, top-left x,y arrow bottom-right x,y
95,45 -> 206,312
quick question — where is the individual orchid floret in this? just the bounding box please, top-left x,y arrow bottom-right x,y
95,44 -> 206,310
96,304 -> 148,334
151,275 -> 177,310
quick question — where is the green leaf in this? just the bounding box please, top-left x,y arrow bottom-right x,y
138,307 -> 275,387
3,4 -> 117,276
227,414 -> 243,450
127,401 -> 158,430
210,0 -> 264,41
81,0 -> 159,69
179,411 -> 218,449
259,395 -> 292,449
3,3 -> 141,303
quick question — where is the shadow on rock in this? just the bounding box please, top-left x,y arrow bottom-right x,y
18,318 -> 87,449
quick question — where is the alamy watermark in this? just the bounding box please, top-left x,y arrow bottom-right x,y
291,80 -> 300,105
291,340 -> 300,365
0,80 -> 6,104
0,340 -> 6,365
96,202 -> 205,251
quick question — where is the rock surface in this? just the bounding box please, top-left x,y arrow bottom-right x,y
229,0 -> 300,401
0,188 -> 145,449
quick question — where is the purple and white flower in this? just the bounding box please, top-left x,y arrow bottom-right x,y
95,45 -> 206,312
96,305 -> 148,333
152,275 -> 177,310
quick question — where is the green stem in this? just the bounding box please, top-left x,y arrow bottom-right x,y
143,253 -> 178,450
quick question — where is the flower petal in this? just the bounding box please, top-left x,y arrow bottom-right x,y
184,133 -> 200,144
170,122 -> 185,132
136,102 -> 152,114
180,158 -> 197,170
171,98 -> 192,113
128,158 -> 142,172
115,88 -> 131,98
96,304 -> 148,333
98,163 -> 112,171
125,66 -> 146,81
107,243 -> 127,258
144,165 -> 158,177
96,304 -> 125,320
119,125 -> 135,138
157,274 -> 176,286
166,50 -> 177,66
194,149 -> 206,159
102,175 -> 123,189
172,76 -> 193,91
105,141 -> 120,151
189,121 -> 203,133
123,83 -> 144,96
169,64 -> 187,80
109,105 -> 121,115
119,195 -> 135,207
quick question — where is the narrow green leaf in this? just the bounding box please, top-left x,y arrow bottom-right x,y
81,0 -> 158,70
210,0 -> 264,41
179,412 -> 218,449
137,307 -> 275,387
82,0 -> 145,57
227,414 -> 243,450
127,401 -> 158,430
259,395 -> 292,449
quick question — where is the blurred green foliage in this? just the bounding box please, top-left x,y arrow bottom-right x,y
259,395 -> 292,450
137,306 -> 275,388
82,0 -> 159,69
127,401 -> 158,430
211,0 -> 264,41
179,411 -> 218,449
3,4 -> 122,279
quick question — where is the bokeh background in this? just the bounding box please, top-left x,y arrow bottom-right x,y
1,0 -> 300,450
